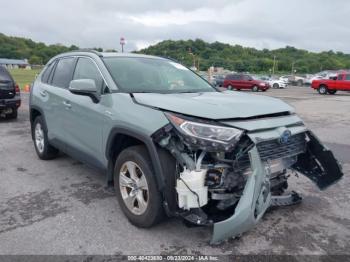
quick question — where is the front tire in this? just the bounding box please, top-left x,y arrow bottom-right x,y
114,145 -> 164,228
252,85 -> 259,92
33,116 -> 59,160
273,83 -> 279,89
318,85 -> 328,95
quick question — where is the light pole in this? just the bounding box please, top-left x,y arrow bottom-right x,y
291,61 -> 296,75
188,48 -> 197,70
272,55 -> 276,75
120,37 -> 125,53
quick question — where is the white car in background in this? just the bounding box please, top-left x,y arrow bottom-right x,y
258,76 -> 287,89
269,78 -> 288,88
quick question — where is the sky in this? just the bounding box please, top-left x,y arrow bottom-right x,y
1,0 -> 350,53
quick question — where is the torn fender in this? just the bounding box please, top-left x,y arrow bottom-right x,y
292,131 -> 343,190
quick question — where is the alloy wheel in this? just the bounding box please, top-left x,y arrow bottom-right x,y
119,161 -> 149,215
35,123 -> 45,153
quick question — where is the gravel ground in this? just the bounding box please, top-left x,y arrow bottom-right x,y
0,87 -> 349,257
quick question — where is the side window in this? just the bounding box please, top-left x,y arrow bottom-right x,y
225,74 -> 233,80
73,58 -> 104,90
51,57 -> 76,88
41,61 -> 56,84
345,74 -> 350,81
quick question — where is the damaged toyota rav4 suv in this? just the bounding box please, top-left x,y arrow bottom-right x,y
30,51 -> 343,244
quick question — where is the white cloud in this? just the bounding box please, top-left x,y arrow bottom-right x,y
0,0 -> 349,52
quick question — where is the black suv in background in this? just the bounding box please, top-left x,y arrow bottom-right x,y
0,67 -> 21,119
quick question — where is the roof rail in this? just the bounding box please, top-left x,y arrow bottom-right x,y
68,49 -> 103,57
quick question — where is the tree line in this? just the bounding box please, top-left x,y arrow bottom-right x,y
1,33 -> 350,73
139,39 -> 350,73
0,33 -> 111,65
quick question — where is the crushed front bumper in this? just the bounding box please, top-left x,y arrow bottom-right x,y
211,129 -> 343,244
211,146 -> 271,244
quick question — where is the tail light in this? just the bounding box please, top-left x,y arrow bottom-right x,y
15,84 -> 20,94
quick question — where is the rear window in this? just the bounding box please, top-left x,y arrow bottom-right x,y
0,67 -> 13,82
51,57 -> 76,88
41,61 -> 56,84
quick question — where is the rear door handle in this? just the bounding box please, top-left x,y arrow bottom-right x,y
40,90 -> 47,97
63,101 -> 72,109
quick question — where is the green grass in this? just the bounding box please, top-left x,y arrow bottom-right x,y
8,68 -> 42,90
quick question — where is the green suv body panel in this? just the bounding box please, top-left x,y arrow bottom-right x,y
30,51 -> 343,244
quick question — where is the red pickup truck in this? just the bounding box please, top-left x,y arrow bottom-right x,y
311,72 -> 350,94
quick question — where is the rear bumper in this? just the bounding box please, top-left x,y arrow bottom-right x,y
0,97 -> 21,109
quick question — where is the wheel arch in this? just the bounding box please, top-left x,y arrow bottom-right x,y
30,106 -> 46,140
105,127 -> 166,192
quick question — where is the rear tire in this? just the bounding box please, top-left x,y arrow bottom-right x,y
33,116 -> 59,160
328,90 -> 337,95
114,145 -> 165,228
227,85 -> 233,90
297,80 -> 303,86
273,83 -> 279,89
318,85 -> 328,95
252,85 -> 259,92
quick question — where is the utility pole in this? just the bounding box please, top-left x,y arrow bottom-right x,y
188,48 -> 196,70
120,37 -> 125,53
272,55 -> 276,75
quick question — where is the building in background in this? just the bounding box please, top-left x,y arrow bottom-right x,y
0,58 -> 31,69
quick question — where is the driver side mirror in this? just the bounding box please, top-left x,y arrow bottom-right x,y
69,79 -> 100,103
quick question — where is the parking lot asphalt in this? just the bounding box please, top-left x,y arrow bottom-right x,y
0,87 -> 349,256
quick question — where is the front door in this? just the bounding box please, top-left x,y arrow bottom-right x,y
62,57 -> 107,169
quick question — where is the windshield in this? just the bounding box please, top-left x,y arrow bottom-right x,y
103,57 -> 216,93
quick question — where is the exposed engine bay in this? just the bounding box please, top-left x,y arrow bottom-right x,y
152,112 -> 343,244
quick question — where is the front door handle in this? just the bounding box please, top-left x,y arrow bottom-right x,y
63,101 -> 72,109
40,90 -> 47,97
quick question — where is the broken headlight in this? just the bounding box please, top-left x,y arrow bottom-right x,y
165,113 -> 243,151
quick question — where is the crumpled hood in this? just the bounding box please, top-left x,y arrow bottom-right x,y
133,91 -> 294,120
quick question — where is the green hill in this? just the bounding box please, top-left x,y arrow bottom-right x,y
0,33 -> 81,65
139,39 -> 350,73
1,33 -> 350,73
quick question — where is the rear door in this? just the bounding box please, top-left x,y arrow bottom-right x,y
335,74 -> 344,89
0,67 -> 15,99
232,74 -> 242,89
242,75 -> 251,89
43,57 -> 77,143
